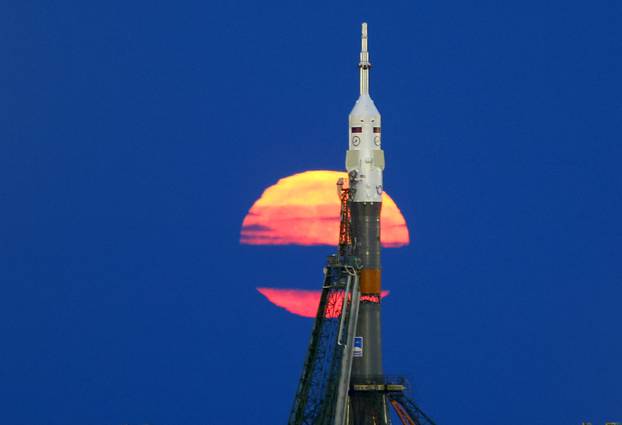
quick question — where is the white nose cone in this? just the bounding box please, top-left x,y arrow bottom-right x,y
345,23 -> 385,203
350,94 -> 381,123
346,94 -> 384,203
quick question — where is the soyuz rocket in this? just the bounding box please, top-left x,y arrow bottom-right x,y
289,23 -> 435,425
347,23 -> 390,423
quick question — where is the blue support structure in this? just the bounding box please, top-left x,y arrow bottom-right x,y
288,255 -> 361,425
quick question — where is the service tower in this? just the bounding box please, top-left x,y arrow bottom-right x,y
346,22 -> 389,424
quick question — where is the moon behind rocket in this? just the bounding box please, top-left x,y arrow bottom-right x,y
241,170 -> 410,247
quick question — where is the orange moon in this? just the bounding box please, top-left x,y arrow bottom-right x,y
241,170 -> 409,247
257,288 -> 390,318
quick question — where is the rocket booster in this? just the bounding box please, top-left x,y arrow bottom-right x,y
347,23 -> 389,424
348,17 -> 386,392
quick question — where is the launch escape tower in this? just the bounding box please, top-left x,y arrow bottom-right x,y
288,24 -> 436,425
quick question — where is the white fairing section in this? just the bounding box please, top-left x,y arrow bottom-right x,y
346,94 -> 384,203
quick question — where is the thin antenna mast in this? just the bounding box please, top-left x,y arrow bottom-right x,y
359,22 -> 371,96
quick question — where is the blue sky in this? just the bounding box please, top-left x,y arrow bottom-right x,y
2,0 -> 621,424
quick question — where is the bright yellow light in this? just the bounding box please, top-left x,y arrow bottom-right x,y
241,170 -> 409,247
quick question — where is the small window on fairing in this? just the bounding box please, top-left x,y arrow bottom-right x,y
373,127 -> 381,133
351,127 -> 363,133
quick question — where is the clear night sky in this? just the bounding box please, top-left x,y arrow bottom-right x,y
2,1 -> 621,424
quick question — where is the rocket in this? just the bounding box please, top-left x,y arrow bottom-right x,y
288,23 -> 435,425
347,23 -> 390,424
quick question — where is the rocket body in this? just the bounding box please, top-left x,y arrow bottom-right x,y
347,23 -> 390,425
348,95 -> 385,378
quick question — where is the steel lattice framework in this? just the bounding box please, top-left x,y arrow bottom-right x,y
287,255 -> 361,425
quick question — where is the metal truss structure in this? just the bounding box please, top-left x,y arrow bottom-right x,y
287,254 -> 361,425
